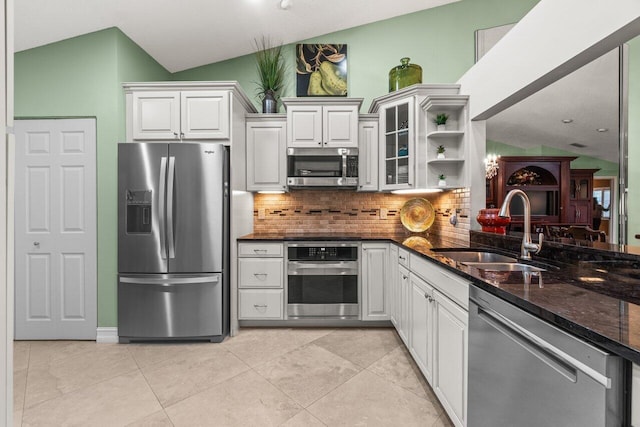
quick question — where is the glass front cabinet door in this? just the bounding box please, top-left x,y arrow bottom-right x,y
380,99 -> 414,190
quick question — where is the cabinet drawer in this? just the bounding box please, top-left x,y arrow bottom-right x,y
410,254 -> 469,309
238,242 -> 283,257
239,258 -> 283,288
239,289 -> 284,319
398,248 -> 410,267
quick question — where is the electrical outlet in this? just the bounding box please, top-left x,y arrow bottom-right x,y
380,208 -> 388,219
258,208 -> 266,220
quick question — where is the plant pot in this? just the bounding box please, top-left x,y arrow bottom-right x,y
262,90 -> 277,114
437,124 -> 446,131
437,153 -> 445,159
438,179 -> 447,187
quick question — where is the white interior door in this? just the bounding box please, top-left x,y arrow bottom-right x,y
14,118 -> 97,339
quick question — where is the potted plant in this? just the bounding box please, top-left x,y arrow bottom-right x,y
254,37 -> 286,113
437,145 -> 446,159
435,113 -> 449,131
438,174 -> 447,187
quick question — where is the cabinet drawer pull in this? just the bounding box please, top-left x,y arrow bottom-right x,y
399,255 -> 406,261
253,249 -> 268,254
254,273 -> 268,278
253,304 -> 268,308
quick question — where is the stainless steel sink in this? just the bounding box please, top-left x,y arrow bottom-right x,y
433,250 -> 518,264
464,262 -> 546,272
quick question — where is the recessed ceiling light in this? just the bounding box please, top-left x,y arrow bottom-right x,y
561,119 -> 573,124
596,128 -> 609,132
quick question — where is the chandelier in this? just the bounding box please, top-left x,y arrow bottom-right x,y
484,154 -> 500,179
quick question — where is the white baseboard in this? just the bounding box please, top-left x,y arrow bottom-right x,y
96,327 -> 119,343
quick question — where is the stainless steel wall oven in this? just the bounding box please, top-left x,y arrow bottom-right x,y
286,242 -> 359,319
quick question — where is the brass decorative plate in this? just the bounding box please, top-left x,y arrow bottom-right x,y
400,198 -> 435,232
402,236 -> 433,252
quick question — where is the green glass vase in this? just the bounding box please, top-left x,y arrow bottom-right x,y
388,57 -> 422,92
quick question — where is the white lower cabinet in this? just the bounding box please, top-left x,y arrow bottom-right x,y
433,289 -> 468,427
239,289 -> 283,319
389,244 -> 399,327
397,264 -> 411,346
238,243 -> 284,320
361,243 -> 390,321
409,273 -> 434,384
390,245 -> 469,427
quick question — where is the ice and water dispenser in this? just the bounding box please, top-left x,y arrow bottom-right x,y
126,190 -> 152,233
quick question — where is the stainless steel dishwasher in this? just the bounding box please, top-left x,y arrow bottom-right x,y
468,285 -> 623,427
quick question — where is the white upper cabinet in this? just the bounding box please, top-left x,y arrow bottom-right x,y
131,91 -> 181,140
124,82 -> 256,142
368,85 -> 463,191
283,98 -> 362,148
421,94 -> 469,189
181,90 -> 230,139
246,115 -> 287,192
358,114 -> 379,191
287,105 -> 322,147
132,90 -> 229,140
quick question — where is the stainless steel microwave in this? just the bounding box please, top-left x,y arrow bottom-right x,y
287,147 -> 358,188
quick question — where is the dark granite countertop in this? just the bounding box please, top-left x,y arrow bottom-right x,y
239,231 -> 640,364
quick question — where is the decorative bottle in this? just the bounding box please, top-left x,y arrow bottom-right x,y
388,57 -> 422,92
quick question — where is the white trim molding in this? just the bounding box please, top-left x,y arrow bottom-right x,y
96,327 -> 119,343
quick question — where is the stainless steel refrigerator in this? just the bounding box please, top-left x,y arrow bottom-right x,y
117,142 -> 229,343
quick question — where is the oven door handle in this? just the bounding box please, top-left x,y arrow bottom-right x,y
288,261 -> 358,275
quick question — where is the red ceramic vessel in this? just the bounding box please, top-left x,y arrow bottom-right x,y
476,208 -> 511,234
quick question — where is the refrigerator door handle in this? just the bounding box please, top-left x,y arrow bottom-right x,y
158,156 -> 168,259
119,275 -> 219,285
167,156 -> 176,259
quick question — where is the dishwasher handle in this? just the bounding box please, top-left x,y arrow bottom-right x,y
476,304 -> 612,389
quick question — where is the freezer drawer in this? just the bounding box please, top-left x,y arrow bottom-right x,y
118,273 -> 223,342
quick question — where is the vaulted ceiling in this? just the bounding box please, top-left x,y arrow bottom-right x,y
15,0 -> 458,72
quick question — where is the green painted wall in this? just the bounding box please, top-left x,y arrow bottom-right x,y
14,1 -> 540,328
14,28 -> 170,327
627,35 -> 640,243
173,0 -> 540,111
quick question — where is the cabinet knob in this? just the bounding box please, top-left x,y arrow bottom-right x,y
173,132 -> 179,138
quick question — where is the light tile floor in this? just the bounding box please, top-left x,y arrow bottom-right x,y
13,328 -> 454,427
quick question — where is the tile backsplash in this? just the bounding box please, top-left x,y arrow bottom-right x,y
253,189 -> 470,242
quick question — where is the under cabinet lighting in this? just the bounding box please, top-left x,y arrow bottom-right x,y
391,188 -> 443,195
258,190 -> 286,194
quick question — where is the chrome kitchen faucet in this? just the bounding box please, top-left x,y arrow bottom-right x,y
498,189 -> 543,260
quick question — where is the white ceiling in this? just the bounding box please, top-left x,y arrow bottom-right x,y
15,0 -> 621,164
15,0 -> 458,73
483,26 -> 620,164
487,49 -> 620,163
